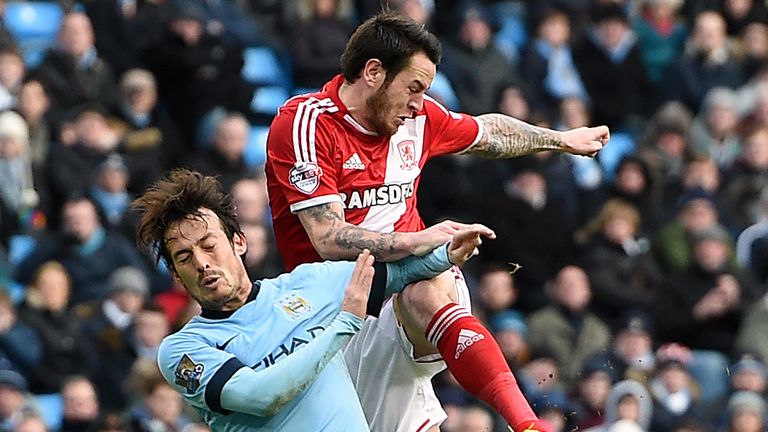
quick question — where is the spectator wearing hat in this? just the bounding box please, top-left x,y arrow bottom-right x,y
585,379 -> 653,432
75,266 -> 148,411
0,370 -> 40,432
722,390 -> 766,432
142,1 -> 252,146
530,388 -> 574,431
34,12 -> 118,125
572,2 -> 657,131
110,68 -> 183,193
588,310 -> 657,387
662,10 -> 745,112
439,1 -> 518,115
87,154 -> 136,239
652,186 -> 722,274
17,261 -> 95,395
688,87 -> 743,171
648,343 -> 711,430
572,356 -> 617,430
655,223 -> 760,356
490,310 -> 530,370
527,265 -> 612,386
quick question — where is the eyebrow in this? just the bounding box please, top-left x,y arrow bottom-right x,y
170,233 -> 214,260
412,80 -> 428,92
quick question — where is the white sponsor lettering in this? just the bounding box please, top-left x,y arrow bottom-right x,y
340,181 -> 415,210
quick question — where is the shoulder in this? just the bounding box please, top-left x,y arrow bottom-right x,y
270,95 -> 342,140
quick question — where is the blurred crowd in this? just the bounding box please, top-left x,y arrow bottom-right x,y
0,0 -> 768,431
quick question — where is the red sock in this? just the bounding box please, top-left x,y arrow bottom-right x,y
426,303 -> 537,426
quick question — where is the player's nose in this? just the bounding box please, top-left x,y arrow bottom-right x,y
408,94 -> 424,114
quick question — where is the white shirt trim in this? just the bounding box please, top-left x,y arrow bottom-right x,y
456,116 -> 484,154
343,114 -> 378,136
290,194 -> 343,213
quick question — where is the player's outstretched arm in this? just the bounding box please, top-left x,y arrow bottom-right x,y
466,113 -> 610,159
214,252 -> 375,417
298,202 -> 477,261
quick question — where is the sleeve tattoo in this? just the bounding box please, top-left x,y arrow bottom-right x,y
300,204 -> 404,260
467,113 -> 565,159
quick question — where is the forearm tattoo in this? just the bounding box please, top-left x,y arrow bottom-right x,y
469,113 -> 564,159
301,204 -> 406,260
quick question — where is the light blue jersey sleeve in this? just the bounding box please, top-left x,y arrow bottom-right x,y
157,311 -> 363,417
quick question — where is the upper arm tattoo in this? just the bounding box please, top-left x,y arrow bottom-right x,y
298,203 -> 405,260
468,113 -> 564,159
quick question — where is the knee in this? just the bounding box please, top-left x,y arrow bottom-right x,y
399,272 -> 456,320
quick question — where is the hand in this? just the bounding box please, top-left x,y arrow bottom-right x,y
559,126 -> 610,157
447,224 -> 496,265
411,220 -> 475,256
341,249 -> 375,319
512,419 -> 552,432
715,274 -> 740,306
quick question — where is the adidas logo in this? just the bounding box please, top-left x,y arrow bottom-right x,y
455,329 -> 484,359
343,153 -> 365,170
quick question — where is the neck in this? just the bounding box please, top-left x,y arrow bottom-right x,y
338,80 -> 373,131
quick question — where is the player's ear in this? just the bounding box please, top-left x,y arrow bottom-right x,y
233,232 -> 247,256
362,58 -> 386,88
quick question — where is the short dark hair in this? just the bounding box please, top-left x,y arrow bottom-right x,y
341,12 -> 442,83
132,169 -> 242,270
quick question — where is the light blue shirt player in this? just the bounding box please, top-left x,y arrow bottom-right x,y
158,245 -> 455,431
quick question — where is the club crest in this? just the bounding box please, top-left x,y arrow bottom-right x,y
279,293 -> 313,320
396,140 -> 417,170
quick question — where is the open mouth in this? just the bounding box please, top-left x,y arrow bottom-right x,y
201,275 -> 220,289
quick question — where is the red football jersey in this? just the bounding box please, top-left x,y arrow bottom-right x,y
266,75 -> 482,270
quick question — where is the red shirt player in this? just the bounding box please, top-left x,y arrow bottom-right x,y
266,13 -> 609,432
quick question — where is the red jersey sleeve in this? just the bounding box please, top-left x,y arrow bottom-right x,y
423,94 -> 483,158
266,99 -> 342,213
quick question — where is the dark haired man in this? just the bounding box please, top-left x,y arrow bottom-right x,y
266,11 -> 609,432
132,169 -> 492,429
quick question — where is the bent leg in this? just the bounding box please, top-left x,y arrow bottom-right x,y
397,267 -> 539,428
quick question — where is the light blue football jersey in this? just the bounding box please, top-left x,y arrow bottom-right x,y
157,261 -> 369,431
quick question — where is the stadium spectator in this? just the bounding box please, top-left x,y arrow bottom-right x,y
490,310 -> 530,370
0,111 -> 40,221
75,266 -> 148,411
87,155 -> 136,239
570,356 -> 616,430
15,78 -> 52,174
688,87 -> 743,170
719,0 -> 768,36
230,175 -> 269,226
474,263 -> 519,319
735,188 -> 768,285
124,359 -> 192,432
0,290 -> 41,380
17,261 -> 94,394
722,390 -> 766,432
15,195 -> 150,304
738,21 -> 768,80
527,265 -> 612,386
575,199 -> 661,326
287,0 -> 353,90
457,405 -> 495,432
735,290 -> 768,371
142,1 -> 251,145
632,0 -> 687,85
521,6 -> 588,117
720,123 -> 768,231
440,1 -> 518,115
572,3 -> 657,131
240,221 -> 282,279
110,69 -> 182,193
0,370 -> 40,432
34,12 -> 118,125
60,376 -> 100,432
184,112 -> 254,191
662,10 -> 745,111
84,0 -> 167,76
585,379 -> 652,432
11,415 -> 47,432
181,0 -> 269,48
0,48 -> 25,111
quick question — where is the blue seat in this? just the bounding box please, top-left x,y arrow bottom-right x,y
250,85 -> 289,115
3,2 -> 64,67
427,72 -> 460,111
242,46 -> 289,88
35,393 -> 63,430
244,125 -> 270,168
